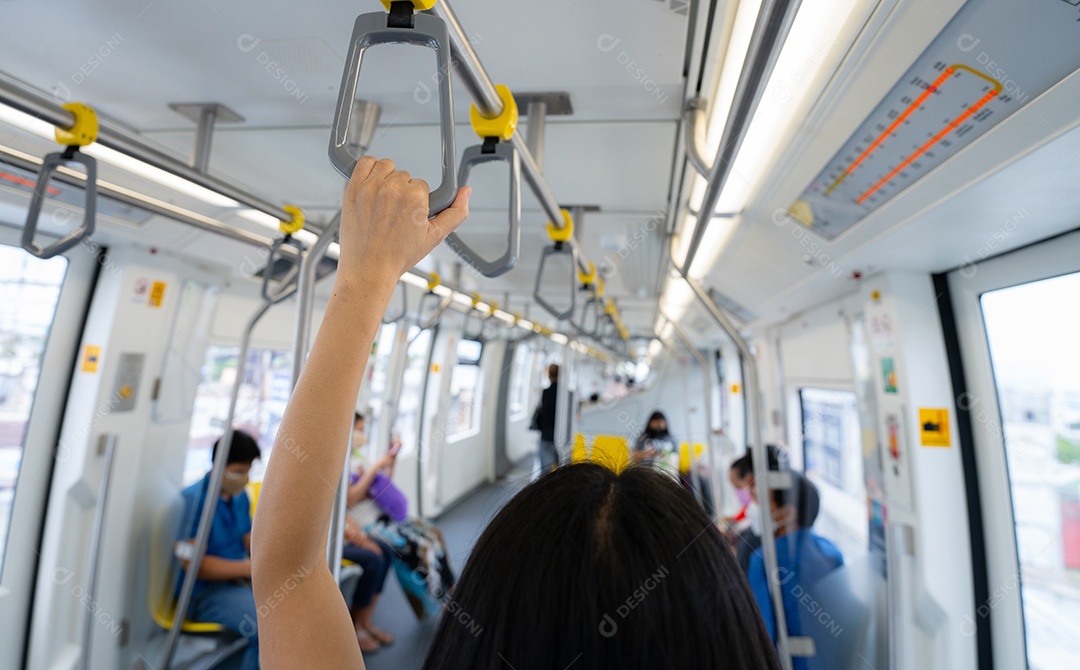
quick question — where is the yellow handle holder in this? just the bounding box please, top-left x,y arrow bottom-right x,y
380,0 -> 438,10
470,84 -> 518,141
279,205 -> 305,235
595,277 -> 605,298
577,262 -> 597,286
546,209 -> 574,243
55,103 -> 98,147
511,311 -> 522,326
488,301 -> 499,315
605,299 -> 617,316
426,272 -> 441,292
470,292 -> 483,308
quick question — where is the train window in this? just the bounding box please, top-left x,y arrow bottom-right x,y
392,326 -> 431,457
981,271 -> 1080,667
0,247 -> 66,576
508,344 -> 532,420
183,345 -> 292,485
365,322 -> 398,451
447,339 -> 484,440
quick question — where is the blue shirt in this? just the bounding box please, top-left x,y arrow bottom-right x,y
179,474 -> 252,594
748,529 -> 844,670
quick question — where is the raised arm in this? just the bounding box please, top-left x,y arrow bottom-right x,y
251,156 -> 469,669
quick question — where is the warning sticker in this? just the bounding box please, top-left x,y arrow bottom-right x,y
82,345 -> 101,373
148,281 -> 167,308
919,408 -> 951,447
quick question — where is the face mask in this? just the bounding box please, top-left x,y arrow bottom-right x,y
221,471 -> 248,497
735,486 -> 753,507
353,430 -> 368,448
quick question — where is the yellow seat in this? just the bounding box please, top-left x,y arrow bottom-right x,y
247,480 -> 262,518
571,434 -> 589,463
591,435 -> 629,473
148,501 -> 226,636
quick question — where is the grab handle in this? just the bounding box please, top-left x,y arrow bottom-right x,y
261,235 -> 302,304
382,282 -> 408,324
329,8 -> 457,216
444,140 -> 521,277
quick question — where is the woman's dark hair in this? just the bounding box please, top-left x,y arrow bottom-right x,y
211,429 -> 261,465
421,464 -> 780,670
772,472 -> 821,530
645,410 -> 667,426
730,445 -> 783,478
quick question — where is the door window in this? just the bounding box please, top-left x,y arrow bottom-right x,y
981,271 -> 1080,668
0,247 -> 67,576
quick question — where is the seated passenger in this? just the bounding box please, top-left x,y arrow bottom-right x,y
177,430 -> 261,670
251,157 -> 783,669
347,414 -> 454,621
725,446 -> 782,574
631,410 -> 678,472
746,471 -> 844,669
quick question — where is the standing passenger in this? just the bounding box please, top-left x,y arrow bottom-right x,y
532,363 -> 560,475
178,430 -> 261,670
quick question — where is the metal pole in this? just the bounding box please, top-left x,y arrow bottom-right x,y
81,434 -> 117,670
0,70 -> 291,221
427,1 -> 592,276
287,217 -> 348,576
291,214 -> 340,388
681,274 -> 794,670
553,339 -> 574,464
161,299 -> 273,669
679,0 -> 803,275
0,145 -> 297,257
191,106 -> 217,173
526,100 -> 547,173
684,97 -> 713,177
661,313 -> 722,516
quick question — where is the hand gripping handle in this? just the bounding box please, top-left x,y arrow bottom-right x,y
329,12 -> 457,216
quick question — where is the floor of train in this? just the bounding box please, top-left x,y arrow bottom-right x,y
168,459 -> 534,670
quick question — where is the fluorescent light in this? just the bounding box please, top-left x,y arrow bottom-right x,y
0,102 -> 240,208
237,209 -> 282,231
689,215 -> 739,279
550,333 -> 568,345
660,274 -> 695,322
400,272 -> 430,288
705,0 -> 763,153
648,338 -> 662,359
659,321 -> 674,341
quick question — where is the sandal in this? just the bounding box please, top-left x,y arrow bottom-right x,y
356,629 -> 381,653
366,626 -> 395,646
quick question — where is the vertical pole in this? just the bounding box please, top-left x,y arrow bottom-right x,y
81,434 -> 117,670
162,300 -> 272,669
553,339 -> 573,464
526,100 -> 547,173
191,106 -> 217,174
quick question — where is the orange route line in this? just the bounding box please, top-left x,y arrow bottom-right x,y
824,67 -> 955,196
856,78 -> 1000,205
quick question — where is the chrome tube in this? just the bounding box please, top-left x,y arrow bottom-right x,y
553,339 -> 574,464
684,97 -> 712,177
682,274 -> 793,670
526,99 -> 547,173
291,214 -> 340,389
661,314 -> 722,515
161,300 -> 273,669
0,70 -> 290,221
191,106 -> 217,173
679,0 -> 803,275
81,434 -> 118,670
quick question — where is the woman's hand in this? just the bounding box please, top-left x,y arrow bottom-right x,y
339,156 -> 470,285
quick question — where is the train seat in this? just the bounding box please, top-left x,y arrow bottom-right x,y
571,434 -> 589,463
590,435 -> 630,473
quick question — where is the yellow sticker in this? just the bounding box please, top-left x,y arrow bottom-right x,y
148,281 -> 167,308
431,363 -> 440,373
919,408 -> 951,447
731,383 -> 741,394
82,345 -> 101,373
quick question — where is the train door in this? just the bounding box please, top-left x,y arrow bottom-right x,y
949,230 -> 1080,669
0,229 -> 96,669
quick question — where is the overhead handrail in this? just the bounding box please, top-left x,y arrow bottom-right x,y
444,84 -> 521,277
684,97 -> 713,177
533,209 -> 579,320
382,281 -> 408,324
261,207 -> 305,304
329,0 -> 458,215
22,102 -> 98,259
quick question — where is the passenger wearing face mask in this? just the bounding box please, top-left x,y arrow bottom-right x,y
632,411 -> 679,473
725,446 -> 782,574
746,472 -> 844,668
177,430 -> 262,670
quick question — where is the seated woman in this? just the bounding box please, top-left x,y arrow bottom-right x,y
631,410 -> 678,472
347,414 -> 454,620
251,157 -> 781,669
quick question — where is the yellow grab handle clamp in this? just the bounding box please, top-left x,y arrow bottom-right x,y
546,209 -> 574,243
596,277 -> 605,297
470,292 -> 482,307
55,103 -> 98,147
605,300 -> 617,316
577,262 -> 597,286
380,0 -> 438,10
280,205 -> 305,235
487,301 -> 499,314
427,273 -> 441,291
470,85 -> 518,141
511,311 -> 522,326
